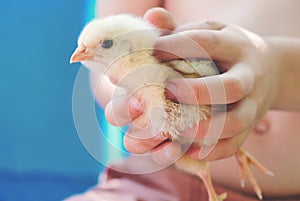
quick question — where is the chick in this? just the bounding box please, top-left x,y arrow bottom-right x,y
70,14 -> 273,201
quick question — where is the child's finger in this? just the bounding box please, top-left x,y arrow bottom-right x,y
105,95 -> 144,126
175,20 -> 226,32
124,127 -> 169,154
154,29 -> 240,61
165,63 -> 254,105
144,7 -> 179,33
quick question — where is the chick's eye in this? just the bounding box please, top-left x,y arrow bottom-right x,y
101,39 -> 113,49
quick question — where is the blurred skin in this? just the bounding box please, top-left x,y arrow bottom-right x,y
91,0 -> 300,197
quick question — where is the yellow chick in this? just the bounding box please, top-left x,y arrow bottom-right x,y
70,14 -> 273,201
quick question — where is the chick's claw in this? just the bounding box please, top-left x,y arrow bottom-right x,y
199,169 -> 227,201
176,155 -> 227,201
235,148 -> 274,200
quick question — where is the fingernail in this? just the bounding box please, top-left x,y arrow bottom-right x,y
129,97 -> 144,113
165,82 -> 178,100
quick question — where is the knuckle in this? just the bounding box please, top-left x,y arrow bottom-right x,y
187,31 -> 219,51
201,33 -> 219,50
225,76 -> 244,103
192,82 -> 209,104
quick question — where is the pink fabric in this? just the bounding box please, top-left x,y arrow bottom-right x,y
64,159 -> 300,201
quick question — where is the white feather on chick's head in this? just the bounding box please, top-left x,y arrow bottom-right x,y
78,14 -> 160,50
70,14 -> 160,73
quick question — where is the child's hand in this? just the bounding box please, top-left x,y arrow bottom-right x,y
103,8 -> 281,162
154,20 -> 281,161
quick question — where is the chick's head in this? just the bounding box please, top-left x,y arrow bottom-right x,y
70,14 -> 160,72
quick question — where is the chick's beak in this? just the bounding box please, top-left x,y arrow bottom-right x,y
70,46 -> 94,63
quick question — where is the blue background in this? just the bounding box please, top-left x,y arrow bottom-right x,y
0,0 -> 108,200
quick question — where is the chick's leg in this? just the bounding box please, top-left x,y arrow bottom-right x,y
235,148 -> 274,200
176,155 -> 227,201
